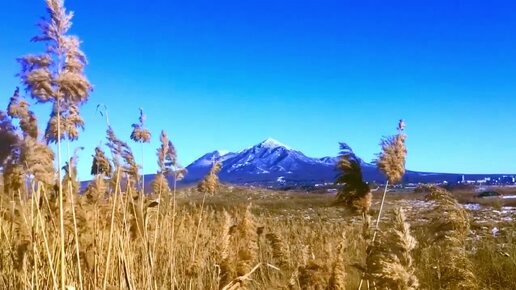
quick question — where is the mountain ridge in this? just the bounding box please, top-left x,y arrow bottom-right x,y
136,138 -> 514,189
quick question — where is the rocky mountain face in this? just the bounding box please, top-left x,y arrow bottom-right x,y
182,138 -> 383,187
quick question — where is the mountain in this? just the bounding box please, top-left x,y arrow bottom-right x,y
155,138 -> 512,188
182,138 -> 378,187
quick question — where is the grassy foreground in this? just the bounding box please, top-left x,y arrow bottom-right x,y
0,184 -> 514,290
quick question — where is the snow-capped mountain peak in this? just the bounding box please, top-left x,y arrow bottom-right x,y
215,150 -> 230,156
259,138 -> 291,150
176,137 -> 470,187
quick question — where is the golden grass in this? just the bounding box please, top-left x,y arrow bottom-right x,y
0,183 -> 513,289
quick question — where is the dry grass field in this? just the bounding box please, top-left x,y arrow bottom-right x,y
1,183 -> 514,290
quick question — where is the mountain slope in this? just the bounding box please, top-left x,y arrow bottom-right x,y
149,138 -> 510,188
182,138 -> 354,186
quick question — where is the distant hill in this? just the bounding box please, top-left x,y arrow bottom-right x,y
140,138 -> 511,188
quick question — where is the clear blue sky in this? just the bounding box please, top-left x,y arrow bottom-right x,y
1,0 -> 515,180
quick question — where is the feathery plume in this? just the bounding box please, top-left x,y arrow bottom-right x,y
424,185 -> 470,242
236,204 -> 259,276
45,102 -> 85,143
335,143 -> 371,213
366,208 -> 419,290
62,147 -> 83,194
84,174 -> 107,204
219,205 -> 260,287
151,172 -> 170,194
130,108 -> 151,192
365,120 -> 409,290
375,120 -> 407,184
19,0 -> 91,104
423,185 -> 477,289
90,146 -> 112,176
151,130 -> 179,194
157,130 -> 178,173
19,137 -> 55,186
0,110 -> 19,165
130,108 -> 151,143
16,2 -> 91,289
197,161 -> 222,195
106,126 -> 139,184
218,210 -> 233,262
7,87 -> 38,139
2,162 -> 25,194
18,0 -> 91,141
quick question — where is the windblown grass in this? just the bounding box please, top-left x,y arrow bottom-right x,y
0,183 -> 514,289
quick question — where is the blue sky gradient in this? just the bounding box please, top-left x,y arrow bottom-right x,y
1,0 -> 516,180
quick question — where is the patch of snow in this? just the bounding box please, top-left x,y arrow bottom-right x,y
260,138 -> 291,150
192,150 -> 232,167
464,203 -> 481,211
502,195 -> 516,199
215,150 -> 230,156
254,168 -> 270,174
197,159 -> 214,166
245,154 -> 255,162
233,164 -> 242,169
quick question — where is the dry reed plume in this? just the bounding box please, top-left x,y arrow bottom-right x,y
130,108 -> 151,193
420,185 -> 478,290
375,119 -> 407,184
366,208 -> 419,290
198,161 -> 222,195
16,1 -> 92,287
218,204 -> 260,288
91,146 -> 112,176
151,130 -> 180,194
130,108 -> 151,144
0,110 -> 18,165
335,143 -> 371,214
